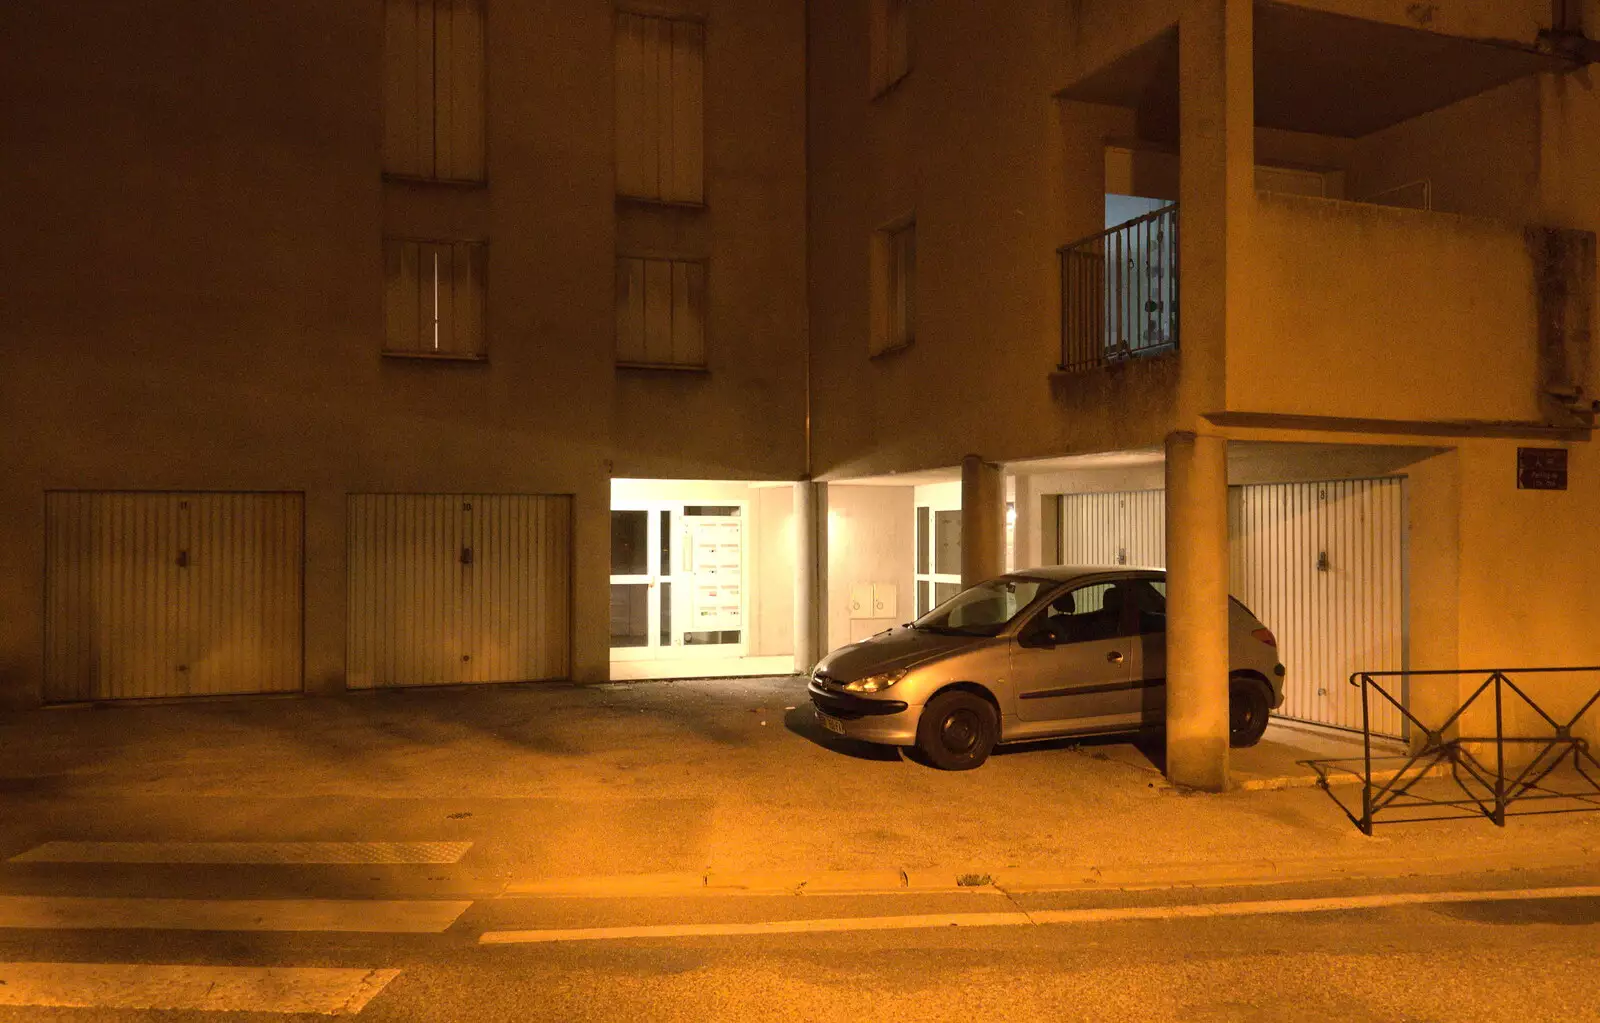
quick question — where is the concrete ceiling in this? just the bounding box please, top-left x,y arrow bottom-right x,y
1058,1 -> 1571,139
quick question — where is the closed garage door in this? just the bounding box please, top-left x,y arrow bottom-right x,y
1230,479 -> 1407,737
45,492 -> 304,702
1058,478 -> 1407,736
346,494 -> 572,688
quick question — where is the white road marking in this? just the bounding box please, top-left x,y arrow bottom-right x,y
480,911 -> 1028,943
0,962 -> 400,1014
477,885 -> 1600,944
10,841 -> 473,865
0,896 -> 470,933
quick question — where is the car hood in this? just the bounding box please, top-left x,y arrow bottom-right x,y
813,626 -> 980,682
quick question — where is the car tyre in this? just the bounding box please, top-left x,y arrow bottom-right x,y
917,690 -> 998,770
1229,678 -> 1271,748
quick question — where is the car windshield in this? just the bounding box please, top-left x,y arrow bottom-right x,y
912,576 -> 1055,637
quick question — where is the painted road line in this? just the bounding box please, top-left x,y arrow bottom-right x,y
10,841 -> 473,865
0,963 -> 399,1014
0,896 -> 471,933
477,884 -> 1600,944
480,911 -> 1028,944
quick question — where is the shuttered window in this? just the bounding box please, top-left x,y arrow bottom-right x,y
870,0 -> 911,95
383,0 -> 485,182
871,219 -> 915,355
384,239 -> 487,359
615,12 -> 705,205
615,256 -> 707,368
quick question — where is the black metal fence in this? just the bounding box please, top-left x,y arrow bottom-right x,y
1058,203 -> 1178,373
1314,667 -> 1600,834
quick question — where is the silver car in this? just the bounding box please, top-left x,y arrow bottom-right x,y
807,567 -> 1286,770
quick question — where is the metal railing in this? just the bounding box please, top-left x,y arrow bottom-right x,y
1058,203 -> 1178,373
1308,668 -> 1600,834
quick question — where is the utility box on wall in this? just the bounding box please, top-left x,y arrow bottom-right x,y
847,582 -> 899,642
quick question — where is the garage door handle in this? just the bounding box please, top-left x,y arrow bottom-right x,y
1106,651 -> 1124,664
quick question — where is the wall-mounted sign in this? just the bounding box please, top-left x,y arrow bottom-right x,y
1517,447 -> 1568,491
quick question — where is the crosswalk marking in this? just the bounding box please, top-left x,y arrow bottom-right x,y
0,896 -> 471,933
0,963 -> 400,1014
10,841 -> 473,865
478,884 -> 1600,944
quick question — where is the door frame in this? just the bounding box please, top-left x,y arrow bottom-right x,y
609,499 -> 750,662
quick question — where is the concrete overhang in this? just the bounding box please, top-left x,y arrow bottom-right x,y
1057,1 -> 1576,139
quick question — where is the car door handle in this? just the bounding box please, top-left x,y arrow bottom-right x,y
1106,651 -> 1124,664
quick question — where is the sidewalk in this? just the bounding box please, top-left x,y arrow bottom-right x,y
2,676 -> 1595,887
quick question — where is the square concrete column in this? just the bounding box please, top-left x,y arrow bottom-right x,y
1164,431 -> 1232,791
961,455 -> 1005,586
793,480 -> 825,673
1177,0 -> 1254,423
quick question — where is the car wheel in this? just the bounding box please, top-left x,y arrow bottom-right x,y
1229,678 -> 1271,748
916,690 -> 998,770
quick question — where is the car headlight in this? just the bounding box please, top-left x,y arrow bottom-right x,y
843,669 -> 906,693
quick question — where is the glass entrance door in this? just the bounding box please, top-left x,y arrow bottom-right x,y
609,505 -> 671,659
610,502 -> 746,660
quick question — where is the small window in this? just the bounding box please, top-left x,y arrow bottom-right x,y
616,255 -> 707,369
383,239 -> 487,359
615,11 -> 705,205
870,0 -> 912,95
871,219 -> 915,356
383,0 -> 485,182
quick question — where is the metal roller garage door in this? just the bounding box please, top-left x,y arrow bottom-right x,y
346,494 -> 572,688
44,492 -> 304,702
1058,478 -> 1407,735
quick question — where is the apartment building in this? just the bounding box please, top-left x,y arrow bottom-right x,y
3,0 -> 1598,790
0,0 -> 808,704
808,0 -> 1600,786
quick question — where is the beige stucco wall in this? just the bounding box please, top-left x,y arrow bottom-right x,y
824,486 -> 915,657
807,0 -> 1177,481
1230,194 -> 1541,422
0,0 -> 805,705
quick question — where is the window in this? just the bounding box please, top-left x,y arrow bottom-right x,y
871,219 -> 916,356
615,12 -> 705,205
915,505 -> 960,615
383,0 -> 485,182
384,239 -> 487,358
912,576 -> 1051,637
870,0 -> 911,95
616,255 -> 707,368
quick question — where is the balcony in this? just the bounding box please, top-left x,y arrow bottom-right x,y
1058,203 -> 1177,373
1058,195 -> 1596,429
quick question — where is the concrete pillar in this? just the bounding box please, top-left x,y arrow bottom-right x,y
961,455 -> 1005,586
1010,472 -> 1040,571
1164,431 -> 1231,791
1177,0 -> 1253,424
792,481 -> 824,673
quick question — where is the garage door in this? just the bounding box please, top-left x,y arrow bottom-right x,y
346,494 -> 572,688
1059,490 -> 1165,568
1058,478 -> 1407,736
44,492 -> 304,702
1230,479 -> 1407,737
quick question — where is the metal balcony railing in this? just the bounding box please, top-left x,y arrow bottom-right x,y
1058,203 -> 1178,373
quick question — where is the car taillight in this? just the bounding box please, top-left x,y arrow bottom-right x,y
1251,627 -> 1277,647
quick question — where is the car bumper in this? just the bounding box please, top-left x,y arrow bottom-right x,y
807,680 -> 920,746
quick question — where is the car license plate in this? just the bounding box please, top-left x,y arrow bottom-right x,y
818,711 -> 846,735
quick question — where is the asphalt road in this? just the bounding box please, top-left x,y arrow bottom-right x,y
1,862 -> 1597,1022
